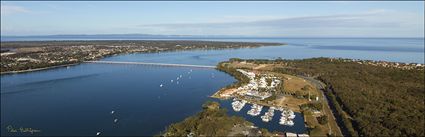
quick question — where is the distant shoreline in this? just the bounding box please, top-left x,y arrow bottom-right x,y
0,63 -> 80,75
2,34 -> 423,42
1,40 -> 284,75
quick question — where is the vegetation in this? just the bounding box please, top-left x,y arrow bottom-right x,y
309,126 -> 325,136
1,41 -> 283,73
162,101 -> 270,136
216,59 -> 251,89
223,57 -> 424,137
300,102 -> 323,111
317,115 -> 328,125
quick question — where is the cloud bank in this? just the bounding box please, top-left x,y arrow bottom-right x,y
137,10 -> 424,37
1,5 -> 30,16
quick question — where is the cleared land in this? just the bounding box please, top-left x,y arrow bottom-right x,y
214,59 -> 343,136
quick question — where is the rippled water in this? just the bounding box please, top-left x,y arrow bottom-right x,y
1,38 -> 423,136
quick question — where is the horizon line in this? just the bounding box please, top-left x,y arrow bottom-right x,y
1,34 -> 424,39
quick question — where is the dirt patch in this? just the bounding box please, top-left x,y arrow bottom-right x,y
274,96 -> 309,112
279,74 -> 320,97
253,64 -> 267,70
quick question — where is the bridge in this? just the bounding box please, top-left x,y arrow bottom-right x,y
84,61 -> 216,69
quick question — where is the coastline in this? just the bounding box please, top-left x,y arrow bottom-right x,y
210,59 -> 348,136
1,40 -> 285,76
0,63 -> 80,75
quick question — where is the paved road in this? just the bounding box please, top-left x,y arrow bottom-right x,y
299,75 -> 343,136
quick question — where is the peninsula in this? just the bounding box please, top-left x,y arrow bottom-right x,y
0,40 -> 283,74
164,57 -> 424,137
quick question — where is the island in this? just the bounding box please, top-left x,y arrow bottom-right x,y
162,57 -> 424,137
0,40 -> 283,74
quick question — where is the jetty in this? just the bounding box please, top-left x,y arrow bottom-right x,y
84,61 -> 216,69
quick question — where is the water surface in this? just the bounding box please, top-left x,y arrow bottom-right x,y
1,38 -> 424,136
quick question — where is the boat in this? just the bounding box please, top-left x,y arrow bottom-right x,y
279,116 -> 287,125
247,104 -> 263,116
288,113 -> 296,119
160,84 -> 163,87
279,109 -> 295,126
231,100 -> 246,112
261,107 -> 275,122
111,111 -> 115,114
286,120 -> 294,126
114,119 -> 118,123
171,80 -> 173,83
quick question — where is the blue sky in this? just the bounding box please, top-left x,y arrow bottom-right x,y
1,1 -> 424,37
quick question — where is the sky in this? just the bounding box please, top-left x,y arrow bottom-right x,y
1,1 -> 424,37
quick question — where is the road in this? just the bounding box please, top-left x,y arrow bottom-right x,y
84,61 -> 216,69
299,76 -> 343,136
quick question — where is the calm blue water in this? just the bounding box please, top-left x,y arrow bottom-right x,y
103,38 -> 424,64
1,38 -> 424,136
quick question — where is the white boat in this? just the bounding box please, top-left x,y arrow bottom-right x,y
231,100 -> 246,112
288,114 -> 296,119
279,110 -> 295,126
160,84 -> 163,87
286,120 -> 294,126
279,117 -> 287,125
261,115 -> 270,122
247,104 -> 263,116
114,119 -> 118,123
261,107 -> 275,122
171,80 -> 173,83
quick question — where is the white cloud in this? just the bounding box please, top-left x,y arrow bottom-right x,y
136,10 -> 424,37
1,4 -> 30,16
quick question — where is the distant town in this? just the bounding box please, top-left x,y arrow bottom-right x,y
329,58 -> 424,70
0,40 -> 282,74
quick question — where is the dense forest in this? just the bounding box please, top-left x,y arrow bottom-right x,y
224,58 -> 424,137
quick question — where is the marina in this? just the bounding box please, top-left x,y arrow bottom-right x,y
247,104 -> 263,116
261,107 -> 275,122
231,99 -> 247,112
231,99 -> 296,127
279,109 -> 296,126
3,38 -> 419,136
